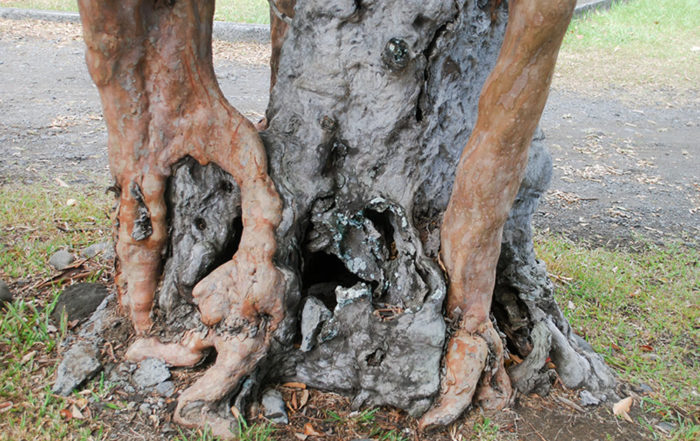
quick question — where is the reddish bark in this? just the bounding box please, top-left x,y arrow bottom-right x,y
78,1 -> 287,435
420,0 -> 576,429
269,0 -> 296,92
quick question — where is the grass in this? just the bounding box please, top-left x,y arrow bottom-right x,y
0,184 -> 112,279
536,234 -> 699,440
0,184 -> 111,440
0,0 -> 272,24
554,0 -> 700,102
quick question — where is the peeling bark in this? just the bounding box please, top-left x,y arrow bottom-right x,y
70,0 -> 616,438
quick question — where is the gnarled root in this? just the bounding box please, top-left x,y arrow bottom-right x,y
79,0 -> 286,436
421,0 -> 576,429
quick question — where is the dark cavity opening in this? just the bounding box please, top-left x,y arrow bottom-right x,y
210,216 -> 243,270
491,286 -> 534,358
301,251 -> 365,311
364,208 -> 397,260
365,348 -> 386,367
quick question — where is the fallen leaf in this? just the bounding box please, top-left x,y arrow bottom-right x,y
291,391 -> 298,410
299,389 -> 310,409
0,402 -> 13,413
613,397 -> 633,423
60,408 -> 72,420
304,422 -> 323,436
639,345 -> 654,352
70,404 -> 84,420
294,434 -> 308,441
21,350 -> 36,364
282,382 -> 306,389
230,405 -> 241,420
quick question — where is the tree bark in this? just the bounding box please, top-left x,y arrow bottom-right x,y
71,0 -> 616,438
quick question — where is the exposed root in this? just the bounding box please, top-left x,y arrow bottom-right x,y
125,332 -> 213,367
424,0 -> 576,428
78,0 -> 287,436
174,333 -> 269,439
419,327 -> 488,430
474,323 -> 512,409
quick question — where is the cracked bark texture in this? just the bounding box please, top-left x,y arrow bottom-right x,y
68,0 -> 616,437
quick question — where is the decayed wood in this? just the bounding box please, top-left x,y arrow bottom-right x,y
420,0 -> 576,428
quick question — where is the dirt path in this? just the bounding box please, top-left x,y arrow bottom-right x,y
0,18 -> 698,248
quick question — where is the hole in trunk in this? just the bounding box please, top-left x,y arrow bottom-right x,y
365,348 -> 385,367
301,251 -> 364,311
364,208 -> 397,260
210,216 -> 243,270
492,286 -> 534,357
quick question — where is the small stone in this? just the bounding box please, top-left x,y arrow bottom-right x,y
51,283 -> 109,323
0,280 -> 13,304
52,342 -> 102,395
49,249 -> 75,270
579,390 -> 600,406
262,389 -> 288,424
655,421 -> 676,434
160,423 -> 176,434
300,297 -> 332,352
133,358 -> 170,390
633,383 -> 653,394
139,403 -> 151,415
81,241 -> 115,260
155,381 -> 175,398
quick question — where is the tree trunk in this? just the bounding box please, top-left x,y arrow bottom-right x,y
67,0 -> 615,437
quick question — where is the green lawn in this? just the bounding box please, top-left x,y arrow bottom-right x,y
555,0 -> 700,100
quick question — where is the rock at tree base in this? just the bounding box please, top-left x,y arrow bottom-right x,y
300,296 -> 332,352
155,381 -> 176,397
262,389 -> 288,424
81,241 -> 115,260
133,358 -> 171,390
0,280 -> 13,304
51,283 -> 109,323
49,249 -> 75,270
52,342 -> 101,395
579,390 -> 601,406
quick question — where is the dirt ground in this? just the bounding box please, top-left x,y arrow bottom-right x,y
0,17 -> 698,441
1,20 -> 697,250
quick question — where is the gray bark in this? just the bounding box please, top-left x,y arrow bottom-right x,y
154,0 -> 614,416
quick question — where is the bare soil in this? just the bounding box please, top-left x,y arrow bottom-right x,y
0,17 -> 697,441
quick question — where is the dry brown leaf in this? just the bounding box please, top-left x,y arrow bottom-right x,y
613,396 -> 633,422
299,389 -> 310,409
294,434 -> 308,441
282,382 -> 307,389
291,392 -> 298,410
60,408 -> 72,420
304,422 -> 323,436
0,402 -> 13,413
230,405 -> 241,420
21,350 -> 36,364
70,404 -> 85,420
